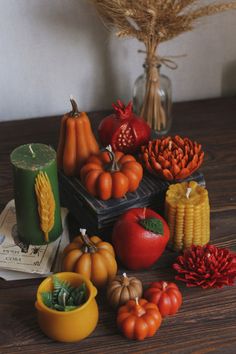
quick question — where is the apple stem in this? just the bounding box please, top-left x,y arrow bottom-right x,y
143,207 -> 146,219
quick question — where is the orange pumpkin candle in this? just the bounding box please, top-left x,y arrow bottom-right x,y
62,228 -> 117,288
117,297 -> 162,340
165,181 -> 210,251
80,145 -> 143,200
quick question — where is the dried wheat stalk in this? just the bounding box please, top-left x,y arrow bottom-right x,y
91,0 -> 236,132
35,171 -> 55,243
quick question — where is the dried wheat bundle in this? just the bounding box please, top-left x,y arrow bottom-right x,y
35,171 -> 55,243
91,0 -> 236,131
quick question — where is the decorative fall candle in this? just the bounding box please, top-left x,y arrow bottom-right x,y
165,181 -> 210,251
10,143 -> 62,245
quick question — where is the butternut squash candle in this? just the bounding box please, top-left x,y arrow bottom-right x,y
10,143 -> 62,245
165,181 -> 210,251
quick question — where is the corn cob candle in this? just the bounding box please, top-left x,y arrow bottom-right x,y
165,181 -> 210,251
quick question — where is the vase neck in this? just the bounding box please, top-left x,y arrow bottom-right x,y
143,63 -> 161,73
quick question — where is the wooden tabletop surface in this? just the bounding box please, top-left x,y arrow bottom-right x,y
0,97 -> 236,354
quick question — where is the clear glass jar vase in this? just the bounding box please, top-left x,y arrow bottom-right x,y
133,64 -> 172,135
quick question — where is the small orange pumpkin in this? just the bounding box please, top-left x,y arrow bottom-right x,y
80,146 -> 143,200
62,229 -> 117,288
57,97 -> 99,176
144,281 -> 182,317
117,297 -> 162,340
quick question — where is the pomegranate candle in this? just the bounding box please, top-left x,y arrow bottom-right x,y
165,181 -> 210,251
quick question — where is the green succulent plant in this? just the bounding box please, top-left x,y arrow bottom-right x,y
41,275 -> 87,312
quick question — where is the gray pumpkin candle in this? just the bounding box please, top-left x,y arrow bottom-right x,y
10,143 -> 62,245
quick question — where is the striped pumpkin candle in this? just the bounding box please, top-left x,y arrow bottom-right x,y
165,181 -> 210,251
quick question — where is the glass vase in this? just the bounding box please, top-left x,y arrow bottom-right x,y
133,64 -> 172,135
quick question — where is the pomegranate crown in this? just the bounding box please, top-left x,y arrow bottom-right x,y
112,100 -> 133,120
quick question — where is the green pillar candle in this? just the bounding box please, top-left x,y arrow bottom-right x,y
10,143 -> 62,245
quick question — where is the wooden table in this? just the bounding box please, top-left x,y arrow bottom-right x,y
0,97 -> 236,353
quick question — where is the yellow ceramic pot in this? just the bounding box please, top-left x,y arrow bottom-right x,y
35,272 -> 99,342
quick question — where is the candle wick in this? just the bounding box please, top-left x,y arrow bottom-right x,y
186,187 -> 192,199
80,228 -> 86,236
29,144 -> 36,158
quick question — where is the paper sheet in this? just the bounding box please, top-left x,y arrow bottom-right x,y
0,200 -> 70,280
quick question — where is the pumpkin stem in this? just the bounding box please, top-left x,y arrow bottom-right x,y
79,228 -> 97,253
122,273 -> 130,286
162,281 -> 168,290
134,297 -> 146,317
70,95 -> 81,117
105,145 -> 120,172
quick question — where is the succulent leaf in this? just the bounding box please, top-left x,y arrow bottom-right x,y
41,275 -> 87,311
41,291 -> 53,308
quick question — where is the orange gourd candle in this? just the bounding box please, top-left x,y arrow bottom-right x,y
165,181 -> 210,251
57,97 -> 99,176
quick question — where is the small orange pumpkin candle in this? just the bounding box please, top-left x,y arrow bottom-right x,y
117,297 -> 162,340
165,181 -> 210,251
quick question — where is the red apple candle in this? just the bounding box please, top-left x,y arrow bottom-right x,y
112,207 -> 169,270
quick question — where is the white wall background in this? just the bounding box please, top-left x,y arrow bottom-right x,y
0,0 -> 236,121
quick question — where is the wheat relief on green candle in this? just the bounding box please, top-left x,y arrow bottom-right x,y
10,143 -> 62,245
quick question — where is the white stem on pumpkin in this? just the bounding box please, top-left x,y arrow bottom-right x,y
162,281 -> 168,290
135,297 -> 139,306
186,187 -> 192,199
168,140 -> 172,151
80,228 -> 87,236
122,272 -> 130,286
29,144 -> 36,158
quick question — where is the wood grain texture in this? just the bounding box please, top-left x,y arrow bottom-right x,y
0,97 -> 236,353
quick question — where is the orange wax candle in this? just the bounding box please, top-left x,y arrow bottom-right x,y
165,181 -> 210,251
